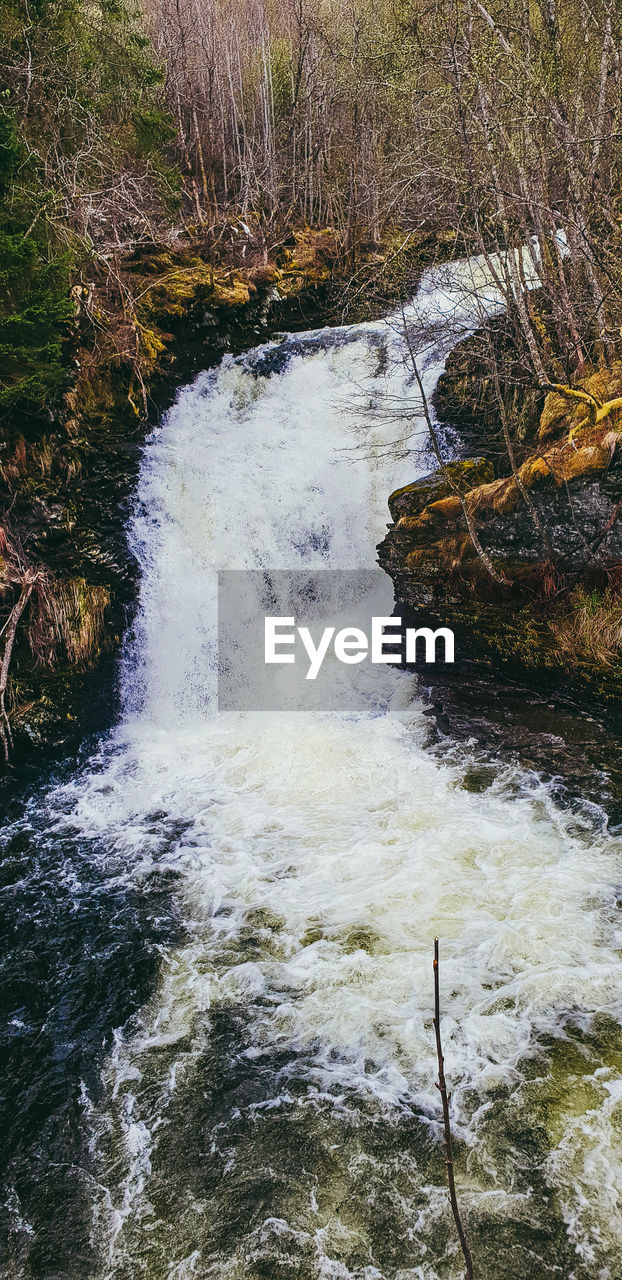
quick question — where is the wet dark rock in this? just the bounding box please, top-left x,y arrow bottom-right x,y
379,359 -> 622,708
434,315 -> 545,451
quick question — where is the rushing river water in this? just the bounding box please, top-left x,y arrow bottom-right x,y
2,255 -> 622,1280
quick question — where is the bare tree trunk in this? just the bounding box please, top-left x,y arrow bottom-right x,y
474,84 -> 549,386
402,313 -> 509,587
0,574 -> 36,763
192,104 -> 211,219
484,328 -> 556,560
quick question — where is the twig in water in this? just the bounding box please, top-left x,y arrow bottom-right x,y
433,937 -> 474,1280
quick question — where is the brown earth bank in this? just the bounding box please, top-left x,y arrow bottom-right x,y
378,352 -> 622,721
0,224 -> 450,762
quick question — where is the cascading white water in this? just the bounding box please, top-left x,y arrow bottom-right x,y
17,253 -> 622,1279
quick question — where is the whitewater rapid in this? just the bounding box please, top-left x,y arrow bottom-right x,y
3,252 -> 622,1279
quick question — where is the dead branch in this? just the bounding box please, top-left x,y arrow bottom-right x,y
433,938 -> 475,1280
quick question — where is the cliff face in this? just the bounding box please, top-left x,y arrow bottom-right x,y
378,368 -> 622,687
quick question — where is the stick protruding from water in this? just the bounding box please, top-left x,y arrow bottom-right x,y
433,937 -> 474,1280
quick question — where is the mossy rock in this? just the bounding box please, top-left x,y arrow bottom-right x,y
435,315 -> 544,448
539,363 -> 622,443
388,457 -> 494,521
278,227 -> 340,294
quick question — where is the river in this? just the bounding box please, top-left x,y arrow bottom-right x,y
1,254 -> 622,1279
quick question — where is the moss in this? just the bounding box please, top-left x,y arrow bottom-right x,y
558,442 -> 611,481
388,457 -> 493,521
538,390 -> 583,442
539,364 -> 622,444
519,455 -> 551,486
450,602 -> 555,669
279,227 -> 339,293
421,494 -> 463,523
447,457 -> 495,485
212,277 -> 253,307
515,435 -> 614,489
139,263 -> 247,320
137,323 -> 166,367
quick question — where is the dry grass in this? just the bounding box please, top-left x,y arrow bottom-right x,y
0,437 -> 28,487
59,580 -> 110,666
30,578 -> 110,668
0,540 -> 109,758
1,519 -> 109,670
549,588 -> 622,668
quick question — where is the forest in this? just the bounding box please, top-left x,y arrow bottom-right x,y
2,0 -> 622,405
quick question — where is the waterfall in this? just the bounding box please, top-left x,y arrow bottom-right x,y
2,253 -> 621,1280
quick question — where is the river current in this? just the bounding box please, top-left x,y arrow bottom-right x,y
2,254 -> 622,1279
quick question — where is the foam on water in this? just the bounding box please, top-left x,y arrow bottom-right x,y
7,251 -> 622,1278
